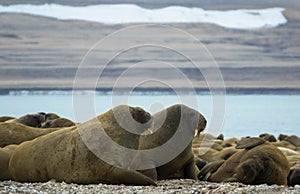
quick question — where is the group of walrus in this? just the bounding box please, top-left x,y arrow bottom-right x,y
0,104 -> 299,186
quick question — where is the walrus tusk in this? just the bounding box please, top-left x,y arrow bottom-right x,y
194,129 -> 199,137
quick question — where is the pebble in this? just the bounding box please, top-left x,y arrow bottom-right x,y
1,180 -> 300,194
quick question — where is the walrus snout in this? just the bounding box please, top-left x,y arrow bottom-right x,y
197,114 -> 207,131
130,107 -> 152,124
192,112 -> 207,136
33,113 -> 47,124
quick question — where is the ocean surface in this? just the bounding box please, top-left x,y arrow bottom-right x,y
0,93 -> 299,138
0,4 -> 287,29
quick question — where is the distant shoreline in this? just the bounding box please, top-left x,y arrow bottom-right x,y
1,87 -> 300,95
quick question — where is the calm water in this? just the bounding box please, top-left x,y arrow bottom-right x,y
0,94 -> 299,138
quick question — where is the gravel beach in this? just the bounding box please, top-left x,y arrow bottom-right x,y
1,180 -> 299,194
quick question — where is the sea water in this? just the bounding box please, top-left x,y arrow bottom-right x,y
0,94 -> 299,138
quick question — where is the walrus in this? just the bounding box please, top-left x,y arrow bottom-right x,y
193,135 -> 224,152
195,157 -> 207,171
0,144 -> 18,180
277,142 -> 300,165
9,105 -> 156,185
192,133 -> 224,161
207,137 -> 290,185
45,113 -> 60,121
198,160 -> 225,181
283,135 -> 300,147
0,116 -> 15,122
41,118 -> 76,128
286,155 -> 300,164
259,133 -> 277,142
217,134 -> 224,140
221,137 -> 239,148
195,147 -> 239,163
138,104 -> 207,181
278,134 -> 289,141
272,140 -> 297,150
6,113 -> 46,128
0,123 -> 61,147
288,164 -> 300,186
194,147 -> 218,162
277,147 -> 300,157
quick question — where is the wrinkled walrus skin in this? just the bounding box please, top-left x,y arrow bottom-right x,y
9,105 -> 155,185
0,144 -> 18,180
209,139 -> 290,185
138,104 -> 207,181
0,123 -> 61,147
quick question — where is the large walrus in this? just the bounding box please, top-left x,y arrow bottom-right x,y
207,137 -> 290,185
41,118 -> 76,128
0,123 -> 61,147
6,113 -> 46,127
9,105 -> 156,185
0,144 -> 18,180
138,104 -> 207,181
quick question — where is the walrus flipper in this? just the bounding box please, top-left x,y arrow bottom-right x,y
112,168 -> 157,186
138,168 -> 158,181
198,160 -> 225,181
223,176 -> 240,183
184,160 -> 200,180
236,137 -> 265,149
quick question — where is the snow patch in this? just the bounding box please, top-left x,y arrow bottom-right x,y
0,4 -> 287,29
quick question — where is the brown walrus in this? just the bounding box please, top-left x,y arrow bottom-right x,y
195,147 -> 239,163
0,144 -> 18,180
221,137 -> 239,148
288,164 -> 300,186
207,137 -> 290,185
45,113 -> 60,121
6,113 -> 46,128
284,135 -> 300,147
0,123 -> 61,147
41,118 -> 76,128
272,140 -> 297,150
138,104 -> 207,181
259,133 -> 277,142
0,116 -> 15,122
9,105 -> 156,185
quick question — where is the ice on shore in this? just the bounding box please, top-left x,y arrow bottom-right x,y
0,4 -> 287,29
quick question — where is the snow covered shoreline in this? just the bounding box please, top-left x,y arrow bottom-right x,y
0,4 -> 287,29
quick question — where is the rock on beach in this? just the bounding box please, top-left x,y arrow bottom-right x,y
0,179 -> 300,194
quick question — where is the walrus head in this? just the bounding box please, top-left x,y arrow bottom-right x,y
35,112 -> 47,124
236,137 -> 266,149
288,165 -> 300,186
140,104 -> 207,149
128,106 -> 152,124
7,113 -> 47,127
45,113 -> 60,121
164,104 -> 207,134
